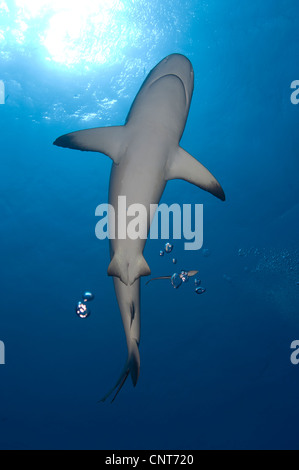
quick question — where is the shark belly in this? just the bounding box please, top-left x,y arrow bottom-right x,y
107,131 -> 171,286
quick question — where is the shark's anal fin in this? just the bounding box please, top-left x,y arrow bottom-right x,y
166,146 -> 225,201
53,126 -> 127,165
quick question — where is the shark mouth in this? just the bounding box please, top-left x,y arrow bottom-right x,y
149,73 -> 190,109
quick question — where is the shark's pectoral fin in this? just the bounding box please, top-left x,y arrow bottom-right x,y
53,126 -> 127,164
166,147 -> 225,201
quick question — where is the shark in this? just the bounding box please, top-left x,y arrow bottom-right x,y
53,53 -> 225,402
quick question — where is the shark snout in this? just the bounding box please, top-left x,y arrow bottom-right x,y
155,54 -> 194,103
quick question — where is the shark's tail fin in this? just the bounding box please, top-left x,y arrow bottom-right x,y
100,339 -> 140,403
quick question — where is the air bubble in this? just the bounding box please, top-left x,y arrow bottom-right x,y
76,301 -> 91,319
195,287 -> 206,295
202,249 -> 211,258
165,243 -> 173,254
195,278 -> 201,286
82,291 -> 94,302
160,250 -> 164,257
180,270 -> 189,283
172,258 -> 177,264
171,273 -> 182,289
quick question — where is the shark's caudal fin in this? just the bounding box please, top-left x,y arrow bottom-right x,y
100,339 -> 140,403
53,126 -> 127,164
108,254 -> 151,286
166,146 -> 225,201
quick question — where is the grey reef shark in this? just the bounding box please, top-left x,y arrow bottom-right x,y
54,53 -> 225,402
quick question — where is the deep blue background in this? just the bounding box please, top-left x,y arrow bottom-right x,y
0,0 -> 299,450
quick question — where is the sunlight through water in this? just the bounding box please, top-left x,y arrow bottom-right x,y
14,0 -> 133,66
3,0 -> 196,68
0,0 -> 197,121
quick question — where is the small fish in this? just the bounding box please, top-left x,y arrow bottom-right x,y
146,270 -> 199,286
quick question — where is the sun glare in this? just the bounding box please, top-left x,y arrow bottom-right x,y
14,0 -> 133,66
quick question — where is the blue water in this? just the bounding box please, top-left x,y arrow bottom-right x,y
1,0 -> 299,450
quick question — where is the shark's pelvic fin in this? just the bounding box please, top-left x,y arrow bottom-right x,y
133,255 -> 151,284
100,339 -> 140,403
53,126 -> 126,164
166,146 -> 225,201
108,254 -> 151,286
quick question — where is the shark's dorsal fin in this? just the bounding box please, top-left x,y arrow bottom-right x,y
53,126 -> 127,164
166,147 -> 225,201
